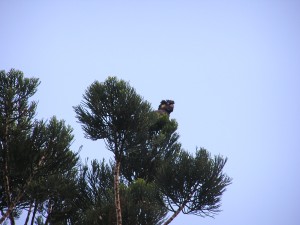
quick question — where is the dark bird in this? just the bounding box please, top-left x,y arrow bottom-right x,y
156,100 -> 175,116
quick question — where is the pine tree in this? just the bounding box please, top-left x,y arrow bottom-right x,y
0,69 -> 78,224
74,77 -> 154,225
156,148 -> 232,225
0,69 -> 40,224
74,76 -> 232,225
74,159 -> 167,225
23,117 -> 79,225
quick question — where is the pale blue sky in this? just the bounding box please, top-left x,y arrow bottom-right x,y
1,1 -> 300,224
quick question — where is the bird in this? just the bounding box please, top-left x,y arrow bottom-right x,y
156,100 -> 175,116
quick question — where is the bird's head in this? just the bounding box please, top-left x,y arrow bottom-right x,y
158,99 -> 175,114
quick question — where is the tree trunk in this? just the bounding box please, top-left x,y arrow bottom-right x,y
0,203 -> 14,224
0,174 -> 35,223
1,124 -> 12,224
0,153 -> 46,224
30,203 -> 38,225
9,214 -> 15,225
44,203 -> 53,225
114,159 -> 122,225
0,189 -> 27,224
24,201 -> 33,225
163,204 -> 185,225
163,185 -> 198,225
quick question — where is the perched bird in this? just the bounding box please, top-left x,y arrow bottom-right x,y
150,100 -> 175,132
156,100 -> 175,115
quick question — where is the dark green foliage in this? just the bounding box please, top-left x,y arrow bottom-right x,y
28,169 -> 79,225
28,117 -> 76,176
72,160 -> 167,225
0,69 -> 39,132
0,69 -> 79,224
122,178 -> 167,225
74,76 -> 232,224
0,71 -> 231,224
74,77 -> 153,160
121,117 -> 181,183
20,118 -> 79,225
0,69 -> 40,224
156,148 -> 232,218
73,76 -> 160,225
0,69 -> 40,182
75,159 -> 115,225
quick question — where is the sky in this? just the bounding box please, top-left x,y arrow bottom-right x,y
1,0 -> 300,224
